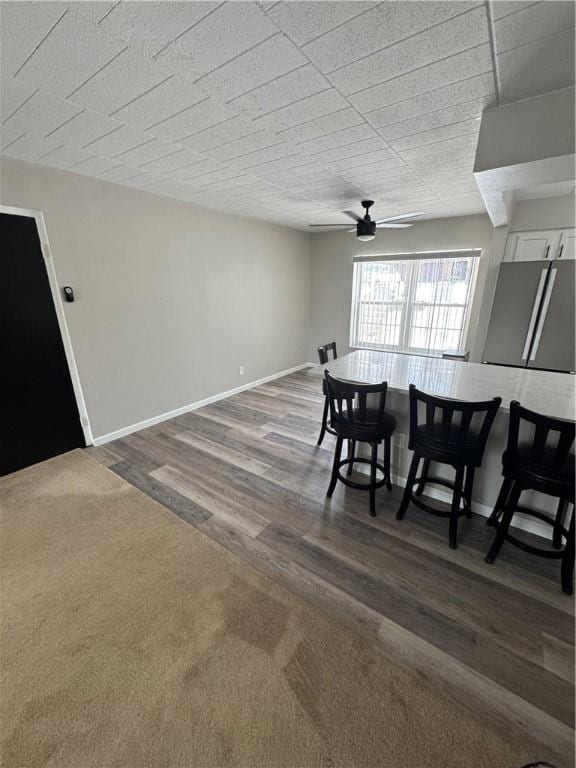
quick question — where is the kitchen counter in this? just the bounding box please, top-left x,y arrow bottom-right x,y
321,349 -> 575,420
318,350 -> 575,533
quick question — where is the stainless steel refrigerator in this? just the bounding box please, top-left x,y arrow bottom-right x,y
483,259 -> 575,373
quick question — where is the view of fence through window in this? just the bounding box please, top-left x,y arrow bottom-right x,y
351,255 -> 478,355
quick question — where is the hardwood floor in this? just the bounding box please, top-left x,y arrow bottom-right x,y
87,367 -> 575,767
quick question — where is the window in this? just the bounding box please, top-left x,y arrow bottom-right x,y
350,251 -> 480,356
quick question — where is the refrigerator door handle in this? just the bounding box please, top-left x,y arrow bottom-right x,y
521,268 -> 549,360
529,268 -> 558,361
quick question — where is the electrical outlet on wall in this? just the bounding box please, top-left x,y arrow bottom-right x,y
239,365 -> 245,376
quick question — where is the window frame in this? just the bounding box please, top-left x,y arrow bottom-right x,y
349,250 -> 481,357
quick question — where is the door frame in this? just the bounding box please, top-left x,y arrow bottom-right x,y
1,204 -> 94,445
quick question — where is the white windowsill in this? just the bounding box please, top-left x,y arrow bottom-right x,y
350,345 -> 460,361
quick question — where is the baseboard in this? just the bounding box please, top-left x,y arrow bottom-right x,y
356,465 -> 551,540
92,362 -> 312,446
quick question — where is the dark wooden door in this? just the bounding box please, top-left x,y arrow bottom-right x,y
0,213 -> 85,476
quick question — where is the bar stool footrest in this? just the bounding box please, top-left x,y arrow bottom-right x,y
337,457 -> 388,491
498,504 -> 569,558
408,475 -> 468,518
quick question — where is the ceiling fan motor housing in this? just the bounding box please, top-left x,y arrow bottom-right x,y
357,219 -> 376,237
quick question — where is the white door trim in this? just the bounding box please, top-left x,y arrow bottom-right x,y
1,204 -> 94,445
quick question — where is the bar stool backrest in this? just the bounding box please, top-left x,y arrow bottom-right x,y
317,342 -> 337,364
507,400 -> 575,481
324,371 -> 388,440
408,383 -> 501,463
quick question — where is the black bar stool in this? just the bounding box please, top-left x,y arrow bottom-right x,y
324,371 -> 396,517
317,342 -> 337,446
397,384 -> 501,548
485,401 -> 575,595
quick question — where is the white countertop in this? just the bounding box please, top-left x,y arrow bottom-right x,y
321,350 -> 575,420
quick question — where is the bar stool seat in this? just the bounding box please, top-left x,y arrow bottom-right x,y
349,408 -> 396,436
324,371 -> 395,516
397,384 -> 501,549
332,412 -> 396,487
502,442 -> 575,488
414,423 -> 481,461
486,401 -> 575,595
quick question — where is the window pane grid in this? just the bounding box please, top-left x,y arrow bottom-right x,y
351,256 -> 478,356
352,260 -> 410,350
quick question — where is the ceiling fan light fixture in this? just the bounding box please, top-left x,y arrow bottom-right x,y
357,233 -> 375,242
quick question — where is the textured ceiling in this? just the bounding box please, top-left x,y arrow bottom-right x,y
1,1 -> 574,230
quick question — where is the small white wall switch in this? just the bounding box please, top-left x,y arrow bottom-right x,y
239,366 -> 245,376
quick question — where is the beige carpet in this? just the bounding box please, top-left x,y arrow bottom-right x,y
1,450 -> 533,768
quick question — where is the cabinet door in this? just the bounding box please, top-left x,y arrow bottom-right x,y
557,229 -> 576,260
505,231 -> 562,262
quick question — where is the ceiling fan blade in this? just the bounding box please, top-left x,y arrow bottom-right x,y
374,211 -> 424,224
376,223 -> 414,229
343,210 -> 362,222
309,224 -> 354,227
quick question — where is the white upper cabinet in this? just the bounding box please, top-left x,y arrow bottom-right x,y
504,229 -> 575,262
558,229 -> 576,260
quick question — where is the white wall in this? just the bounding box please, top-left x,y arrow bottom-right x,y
0,158 -> 312,440
308,214 -> 495,363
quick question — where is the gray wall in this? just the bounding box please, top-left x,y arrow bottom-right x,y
307,214 -> 496,363
0,158 -> 312,439
3,155 -> 572,442
509,193 -> 575,231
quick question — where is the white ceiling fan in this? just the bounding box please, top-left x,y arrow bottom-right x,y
309,200 -> 424,241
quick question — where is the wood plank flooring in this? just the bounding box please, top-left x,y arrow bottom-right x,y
87,367 -> 575,767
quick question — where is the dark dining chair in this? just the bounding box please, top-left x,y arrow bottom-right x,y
485,401 -> 575,595
396,384 -> 501,548
324,371 -> 396,517
317,342 -> 337,446
317,342 -> 337,365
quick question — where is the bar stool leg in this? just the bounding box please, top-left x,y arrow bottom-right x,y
327,436 -> 343,498
347,440 -> 356,476
561,505 -> 575,595
384,436 -> 392,491
486,483 -> 522,564
463,466 -> 475,519
553,498 -> 568,549
317,396 -> 329,446
397,453 -> 419,520
449,466 -> 465,549
486,476 -> 514,527
369,443 -> 378,517
415,458 -> 430,496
